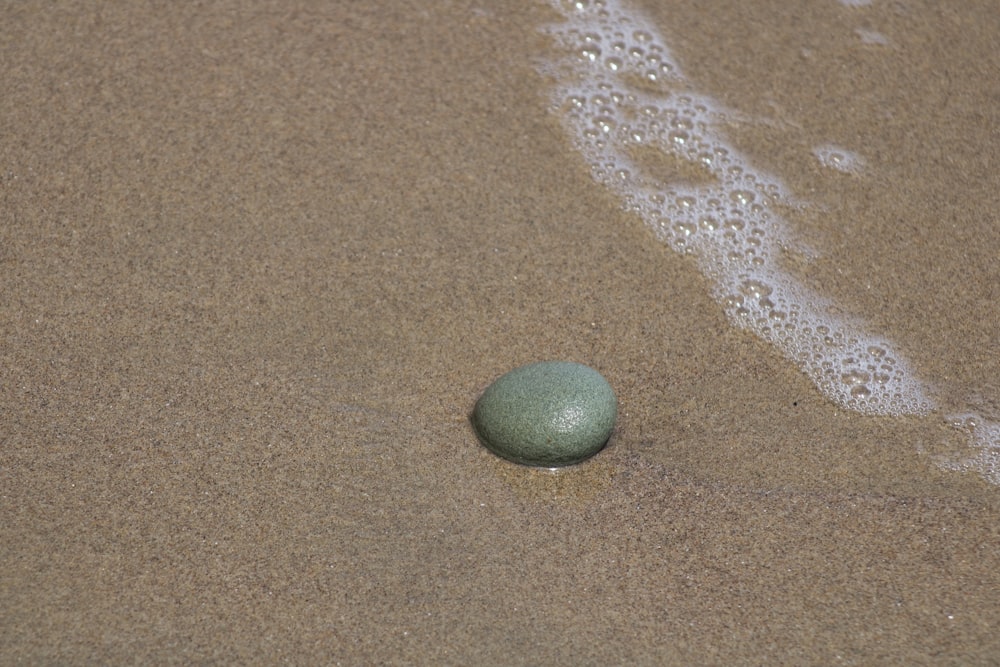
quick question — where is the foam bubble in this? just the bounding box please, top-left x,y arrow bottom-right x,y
541,0 -> 931,417
939,415 -> 1000,486
539,0 -> 1000,487
813,144 -> 866,174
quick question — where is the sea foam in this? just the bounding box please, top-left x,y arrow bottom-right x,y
539,0 -> 1000,485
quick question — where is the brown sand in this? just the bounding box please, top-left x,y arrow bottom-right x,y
2,1 -> 998,664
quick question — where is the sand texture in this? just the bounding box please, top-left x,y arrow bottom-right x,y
2,2 -> 999,664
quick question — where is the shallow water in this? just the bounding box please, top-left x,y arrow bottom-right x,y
539,0 -> 1000,486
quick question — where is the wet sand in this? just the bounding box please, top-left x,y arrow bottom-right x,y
2,1 -> 998,664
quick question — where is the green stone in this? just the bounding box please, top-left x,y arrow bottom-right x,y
472,361 -> 617,467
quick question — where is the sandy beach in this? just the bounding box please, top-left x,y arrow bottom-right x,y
2,1 -> 998,663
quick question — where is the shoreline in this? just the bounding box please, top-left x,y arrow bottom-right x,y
2,1 -> 998,663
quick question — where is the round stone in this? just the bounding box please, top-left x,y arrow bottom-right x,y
472,361 -> 617,467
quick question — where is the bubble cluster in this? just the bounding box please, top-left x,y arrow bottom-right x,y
813,144 -> 866,174
541,0 -> 931,416
939,415 -> 1000,486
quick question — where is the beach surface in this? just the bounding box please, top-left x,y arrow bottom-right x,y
2,1 -> 998,664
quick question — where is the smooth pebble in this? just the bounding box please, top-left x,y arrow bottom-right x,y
472,361 -> 617,467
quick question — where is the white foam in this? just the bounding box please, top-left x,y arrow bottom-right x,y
939,415 -> 1000,486
541,0 -> 929,416
539,0 -> 1000,485
813,144 -> 866,174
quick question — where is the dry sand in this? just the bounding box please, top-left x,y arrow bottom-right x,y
2,1 -> 998,664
